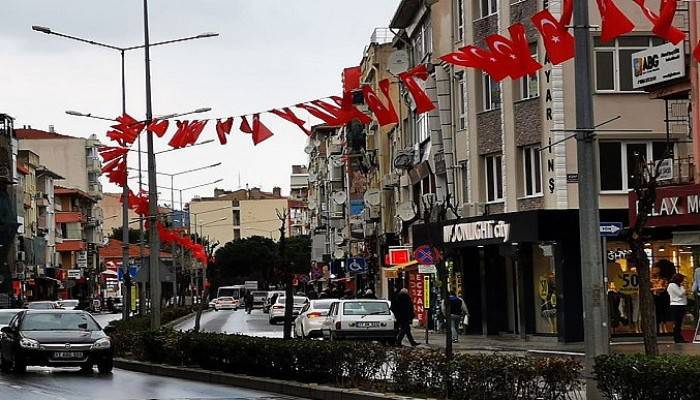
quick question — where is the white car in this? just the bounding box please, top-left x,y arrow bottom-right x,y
0,309 -> 23,331
269,295 -> 308,324
322,300 -> 396,344
263,291 -> 285,313
208,297 -> 219,309
214,297 -> 239,311
294,299 -> 335,338
58,299 -> 80,310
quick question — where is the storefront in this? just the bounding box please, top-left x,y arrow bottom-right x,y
413,209 -> 628,343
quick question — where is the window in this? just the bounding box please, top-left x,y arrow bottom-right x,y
519,44 -> 539,100
522,146 -> 542,196
456,73 -> 467,129
482,73 -> 501,111
461,161 -> 470,203
484,154 -> 503,202
413,18 -> 433,63
415,111 -> 430,144
479,0 -> 498,17
599,141 -> 676,191
455,0 -> 464,42
594,36 -> 663,92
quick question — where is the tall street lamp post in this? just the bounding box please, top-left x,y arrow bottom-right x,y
33,24 -> 218,321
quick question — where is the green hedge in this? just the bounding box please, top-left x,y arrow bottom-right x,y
595,354 -> 700,400
111,328 -> 582,399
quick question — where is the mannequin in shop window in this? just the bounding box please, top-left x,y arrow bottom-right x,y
651,260 -> 675,334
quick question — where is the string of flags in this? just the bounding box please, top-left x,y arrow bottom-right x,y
98,0 -> 695,254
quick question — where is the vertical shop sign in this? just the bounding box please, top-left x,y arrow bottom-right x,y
409,272 -> 426,325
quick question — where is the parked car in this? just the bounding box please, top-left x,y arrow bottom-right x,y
0,310 -> 114,374
208,297 -> 219,309
263,291 -> 285,314
25,301 -> 59,310
269,295 -> 308,324
0,310 -> 23,332
214,297 -> 239,311
58,300 -> 80,310
293,299 -> 335,339
322,300 -> 396,344
250,291 -> 268,309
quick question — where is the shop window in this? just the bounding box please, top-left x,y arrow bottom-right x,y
522,146 -> 542,197
484,154 -> 503,202
594,36 -> 663,92
533,244 -> 557,334
599,141 -> 676,192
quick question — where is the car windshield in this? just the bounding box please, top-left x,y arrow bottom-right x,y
22,312 -> 100,331
28,303 -> 54,309
219,297 -> 234,302
0,311 -> 19,325
310,301 -> 334,310
61,300 -> 79,306
277,296 -> 308,305
343,302 -> 390,316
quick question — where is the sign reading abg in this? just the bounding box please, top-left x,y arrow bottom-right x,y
632,43 -> 685,89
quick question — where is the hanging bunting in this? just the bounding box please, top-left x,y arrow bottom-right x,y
486,23 -> 543,80
252,114 -> 274,145
397,64 -> 436,114
531,10 -> 576,65
168,120 -> 191,149
100,156 -> 127,187
595,0 -> 635,43
216,117 -> 234,145
270,108 -> 311,135
98,146 -> 128,163
296,101 -> 346,126
240,116 -> 253,134
440,46 -> 509,81
184,120 -> 208,147
362,79 -> 398,127
329,96 -> 373,124
147,119 -> 170,138
107,113 -> 146,146
560,0 -> 573,27
633,0 -> 685,44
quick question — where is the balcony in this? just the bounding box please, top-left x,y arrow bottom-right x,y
88,182 -> 103,199
86,157 -> 101,173
35,192 -> 50,207
652,156 -> 695,187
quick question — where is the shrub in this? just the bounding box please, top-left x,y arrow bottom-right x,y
595,354 -> 700,400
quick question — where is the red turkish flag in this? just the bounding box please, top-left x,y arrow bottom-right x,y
633,0 -> 685,44
147,120 -> 169,138
270,108 -> 310,135
595,0 -> 635,43
440,45 -> 508,81
183,120 -> 208,146
107,113 -> 145,146
532,10 -> 576,65
363,79 -> 398,127
694,40 -> 700,63
486,23 -> 542,80
252,114 -> 273,145
168,120 -> 191,149
296,102 -> 345,126
215,117 -> 234,145
398,64 -> 436,114
560,0 -> 573,27
101,156 -> 127,187
98,146 -> 128,163
297,98 -> 370,126
240,116 -> 253,134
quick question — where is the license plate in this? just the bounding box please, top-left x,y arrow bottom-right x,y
53,351 -> 83,359
356,322 -> 379,328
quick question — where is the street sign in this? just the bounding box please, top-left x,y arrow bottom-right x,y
67,269 -> 82,279
423,275 -> 430,308
418,264 -> 437,274
655,158 -> 673,181
346,257 -> 367,274
600,222 -> 623,237
77,251 -> 88,269
388,247 -> 411,265
414,245 -> 441,265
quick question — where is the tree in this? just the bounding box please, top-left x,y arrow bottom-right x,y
210,236 -> 279,291
282,235 -> 311,276
109,227 -> 141,244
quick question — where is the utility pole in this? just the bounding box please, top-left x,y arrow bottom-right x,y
573,0 -> 608,397
120,50 -> 132,322
278,209 -> 293,339
142,0 -> 161,330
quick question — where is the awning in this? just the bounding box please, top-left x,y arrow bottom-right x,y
672,231 -> 700,246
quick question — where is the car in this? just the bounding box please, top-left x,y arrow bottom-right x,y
293,299 -> 335,339
0,310 -> 114,374
214,297 -> 239,311
263,291 -> 285,314
0,310 -> 23,331
269,295 -> 308,325
208,297 -> 218,309
58,300 -> 80,310
25,301 -> 59,310
112,298 -> 123,313
322,300 -> 396,344
250,291 -> 268,309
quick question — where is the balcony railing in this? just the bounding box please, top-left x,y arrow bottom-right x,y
86,157 -> 101,173
88,182 -> 103,199
651,156 -> 695,186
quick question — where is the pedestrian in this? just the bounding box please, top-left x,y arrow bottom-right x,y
245,290 -> 254,314
442,290 -> 468,343
390,288 -> 419,347
363,289 -> 377,299
106,297 -> 114,312
667,273 -> 688,343
319,288 -> 331,299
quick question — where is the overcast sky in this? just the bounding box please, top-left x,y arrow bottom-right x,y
1,0 -> 400,208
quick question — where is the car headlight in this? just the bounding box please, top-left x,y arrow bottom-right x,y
20,338 -> 41,349
91,337 -> 111,350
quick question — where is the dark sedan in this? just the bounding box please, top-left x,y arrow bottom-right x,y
0,310 -> 113,374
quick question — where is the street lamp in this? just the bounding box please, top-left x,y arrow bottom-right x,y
35,20 -> 218,327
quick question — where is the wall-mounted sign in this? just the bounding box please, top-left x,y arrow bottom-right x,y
388,247 -> 411,265
566,174 -> 578,183
443,220 -> 511,244
629,183 -> 700,228
66,269 -> 82,279
655,158 -> 673,181
632,42 -> 685,89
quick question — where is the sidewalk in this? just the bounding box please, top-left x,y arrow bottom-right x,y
410,328 -> 700,358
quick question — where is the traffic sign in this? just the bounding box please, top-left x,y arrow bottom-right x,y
418,264 -> 437,274
346,258 -> 367,274
388,247 -> 411,265
600,222 -> 623,237
414,245 -> 441,265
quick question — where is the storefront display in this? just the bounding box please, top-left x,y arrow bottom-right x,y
533,245 -> 557,334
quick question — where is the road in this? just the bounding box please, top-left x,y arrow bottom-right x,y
0,367 -> 300,400
174,309 -> 284,337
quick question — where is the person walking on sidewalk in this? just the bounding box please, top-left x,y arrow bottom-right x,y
442,290 -> 469,343
391,288 -> 418,346
668,273 -> 689,343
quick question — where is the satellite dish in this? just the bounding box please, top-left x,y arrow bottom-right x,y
331,156 -> 344,167
333,249 -> 345,260
313,138 -> 322,147
304,145 -> 314,154
308,199 -> 317,210
334,231 -> 345,245
364,189 -> 381,207
397,201 -> 417,221
388,50 -> 409,75
332,191 -> 347,205
308,173 -> 317,183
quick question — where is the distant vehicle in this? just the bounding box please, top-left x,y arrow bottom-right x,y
217,285 -> 246,301
322,300 -> 396,344
293,299 -> 335,339
58,300 -> 80,310
208,298 -> 219,309
269,295 -> 308,325
0,310 -> 23,331
214,297 -> 239,311
25,301 -> 59,310
263,291 -> 285,314
250,291 -> 268,309
0,310 -> 114,374
112,298 -> 123,314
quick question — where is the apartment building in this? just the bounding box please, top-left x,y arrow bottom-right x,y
0,114 -> 18,304
289,165 -> 310,237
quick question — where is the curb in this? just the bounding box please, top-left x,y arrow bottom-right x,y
114,359 -> 418,400
163,309 -> 209,329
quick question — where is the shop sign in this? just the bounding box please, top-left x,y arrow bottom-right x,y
655,158 -> 674,181
631,42 -> 684,89
408,272 -> 426,325
384,268 -> 399,279
443,220 -> 511,244
418,264 -> 437,274
67,269 -> 82,279
629,183 -> 700,227
388,247 -> 411,265
77,251 -> 88,269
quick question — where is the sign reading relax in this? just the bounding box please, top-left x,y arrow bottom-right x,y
443,220 -> 511,244
629,183 -> 700,228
